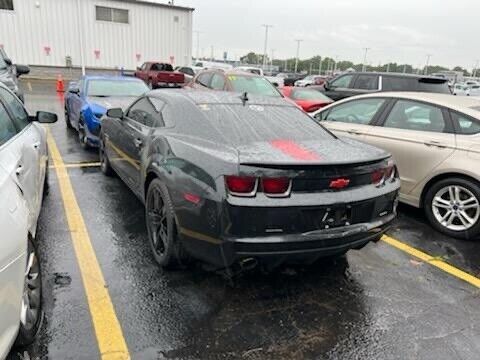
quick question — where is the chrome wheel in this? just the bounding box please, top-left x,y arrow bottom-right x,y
147,187 -> 168,256
20,242 -> 41,331
432,185 -> 480,232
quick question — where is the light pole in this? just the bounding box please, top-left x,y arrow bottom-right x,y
318,56 -> 322,75
76,0 -> 86,75
361,48 -> 370,72
261,24 -> 273,69
270,48 -> 275,69
473,59 -> 479,78
425,54 -> 432,75
294,39 -> 303,73
193,31 -> 202,62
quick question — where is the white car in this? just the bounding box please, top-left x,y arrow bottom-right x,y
294,75 -> 325,87
0,83 -> 57,359
453,83 -> 470,96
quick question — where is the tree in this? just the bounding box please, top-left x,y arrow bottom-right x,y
240,52 -> 268,65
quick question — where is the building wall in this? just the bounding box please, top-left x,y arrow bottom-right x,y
0,0 -> 193,69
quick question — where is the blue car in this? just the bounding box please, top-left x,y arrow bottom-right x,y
65,76 -> 148,148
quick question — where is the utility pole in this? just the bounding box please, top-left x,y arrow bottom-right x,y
318,56 -> 322,75
284,59 -> 288,72
270,49 -> 275,70
294,39 -> 303,73
210,46 -> 214,61
76,0 -> 86,75
403,64 -> 407,73
261,24 -> 273,69
361,47 -> 370,72
309,62 -> 312,74
193,30 -> 202,62
473,59 -> 479,78
425,54 -> 432,75
386,62 -> 390,73
333,55 -> 338,73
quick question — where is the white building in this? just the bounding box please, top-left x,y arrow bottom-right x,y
0,0 -> 194,69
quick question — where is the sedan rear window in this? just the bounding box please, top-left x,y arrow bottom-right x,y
228,75 -> 281,97
451,111 -> 480,135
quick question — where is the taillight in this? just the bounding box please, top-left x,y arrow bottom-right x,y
262,177 -> 291,197
371,159 -> 397,186
225,176 -> 257,196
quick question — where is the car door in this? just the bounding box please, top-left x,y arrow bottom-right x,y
315,97 -> 387,141
0,87 -> 43,232
324,74 -> 356,100
364,99 -> 456,195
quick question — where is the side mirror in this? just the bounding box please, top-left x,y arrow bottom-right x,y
35,111 -> 58,124
137,67 -> 141,71
107,108 -> 124,119
68,86 -> 80,94
15,64 -> 30,77
4,58 -> 12,66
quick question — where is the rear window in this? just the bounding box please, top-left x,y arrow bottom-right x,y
183,104 -> 334,145
228,75 -> 281,97
86,80 -> 148,97
451,111 -> 480,135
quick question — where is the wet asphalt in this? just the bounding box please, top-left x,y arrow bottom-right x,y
7,80 -> 480,360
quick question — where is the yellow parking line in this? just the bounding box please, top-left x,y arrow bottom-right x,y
47,130 -> 130,359
49,161 -> 101,169
381,235 -> 480,288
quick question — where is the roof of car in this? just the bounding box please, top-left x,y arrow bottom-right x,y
352,72 -> 447,80
331,92 -> 480,118
149,88 -> 293,107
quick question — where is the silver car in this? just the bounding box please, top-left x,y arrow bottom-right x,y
0,83 -> 56,358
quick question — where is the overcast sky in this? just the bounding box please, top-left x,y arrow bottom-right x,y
170,0 -> 478,69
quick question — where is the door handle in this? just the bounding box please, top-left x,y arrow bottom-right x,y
347,129 -> 361,135
424,140 -> 446,148
134,138 -> 143,148
16,164 -> 24,176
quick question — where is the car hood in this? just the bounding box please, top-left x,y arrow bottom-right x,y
87,96 -> 137,113
236,137 -> 389,166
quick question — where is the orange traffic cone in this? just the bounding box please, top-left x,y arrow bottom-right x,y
56,74 -> 65,92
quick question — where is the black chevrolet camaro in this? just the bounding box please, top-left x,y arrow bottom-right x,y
100,90 -> 400,269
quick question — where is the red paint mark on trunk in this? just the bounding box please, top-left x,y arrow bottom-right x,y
270,140 -> 321,161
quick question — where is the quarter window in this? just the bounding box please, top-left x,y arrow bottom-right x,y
0,0 -> 14,10
0,103 -> 17,146
96,6 -> 129,24
330,74 -> 354,88
451,111 -> 480,135
0,87 -> 30,131
353,75 -> 378,90
325,98 -> 386,125
384,100 -> 446,133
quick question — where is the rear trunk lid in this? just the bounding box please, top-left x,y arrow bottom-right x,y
156,71 -> 185,83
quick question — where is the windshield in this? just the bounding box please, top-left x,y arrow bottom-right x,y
228,75 -> 281,97
291,89 -> 331,101
86,79 -> 148,97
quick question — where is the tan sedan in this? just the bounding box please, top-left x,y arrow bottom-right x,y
312,92 -> 480,239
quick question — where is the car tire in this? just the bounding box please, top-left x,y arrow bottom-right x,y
65,107 -> 73,129
145,179 -> 188,269
424,177 -> 480,240
99,136 -> 114,177
78,116 -> 90,150
15,238 -> 43,347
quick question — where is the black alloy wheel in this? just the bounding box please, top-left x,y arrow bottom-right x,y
145,179 -> 187,269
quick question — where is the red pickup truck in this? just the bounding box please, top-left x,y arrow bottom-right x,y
135,62 -> 185,88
